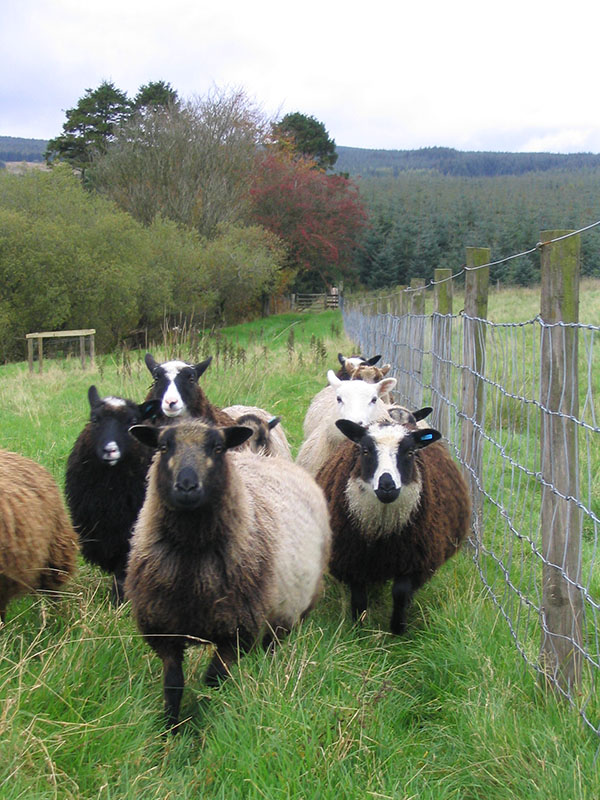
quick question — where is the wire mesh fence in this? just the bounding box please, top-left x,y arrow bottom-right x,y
341,229 -> 600,738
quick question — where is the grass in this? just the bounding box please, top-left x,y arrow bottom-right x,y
0,309 -> 598,800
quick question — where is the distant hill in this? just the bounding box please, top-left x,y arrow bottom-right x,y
0,136 -> 48,164
335,145 -> 600,178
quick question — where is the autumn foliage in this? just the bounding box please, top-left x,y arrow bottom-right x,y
249,150 -> 368,290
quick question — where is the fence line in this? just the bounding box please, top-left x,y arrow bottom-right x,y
341,229 -> 599,738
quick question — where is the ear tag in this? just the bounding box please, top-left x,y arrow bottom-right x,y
420,433 -> 433,441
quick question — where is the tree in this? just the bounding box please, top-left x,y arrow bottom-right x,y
272,112 -> 338,171
91,87 -> 270,237
45,81 -> 131,173
133,80 -> 179,111
249,150 -> 367,290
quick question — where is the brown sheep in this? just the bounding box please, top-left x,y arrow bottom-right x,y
316,419 -> 470,634
125,420 -> 331,730
0,449 -> 78,623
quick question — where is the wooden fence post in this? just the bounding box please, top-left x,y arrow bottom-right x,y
539,230 -> 583,693
408,278 -> 426,408
432,268 -> 453,438
460,247 -> 490,543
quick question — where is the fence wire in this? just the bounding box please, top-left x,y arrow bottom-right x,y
342,285 -> 600,739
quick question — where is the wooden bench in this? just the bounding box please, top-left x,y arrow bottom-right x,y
26,329 -> 96,373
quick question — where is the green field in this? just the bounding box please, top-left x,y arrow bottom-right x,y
0,309 -> 597,799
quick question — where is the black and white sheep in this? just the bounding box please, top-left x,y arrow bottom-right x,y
222,404 -> 292,459
144,353 -> 235,425
316,418 -> 471,634
297,371 -> 397,477
65,386 -> 160,604
0,448 -> 78,623
125,420 -> 331,730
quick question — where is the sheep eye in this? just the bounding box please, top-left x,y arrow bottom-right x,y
362,447 -> 369,456
159,443 -> 168,453
188,374 -> 197,383
214,444 -> 223,455
370,397 -> 377,404
91,415 -> 99,424
130,417 -> 138,425
336,396 -> 342,404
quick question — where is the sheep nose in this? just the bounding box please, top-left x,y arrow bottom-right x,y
375,472 -> 400,504
174,467 -> 199,493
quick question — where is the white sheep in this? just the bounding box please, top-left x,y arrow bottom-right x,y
125,420 -> 331,730
296,371 -> 397,477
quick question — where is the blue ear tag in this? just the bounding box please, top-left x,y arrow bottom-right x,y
420,433 -> 433,441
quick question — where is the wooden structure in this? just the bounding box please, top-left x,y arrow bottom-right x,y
26,329 -> 95,373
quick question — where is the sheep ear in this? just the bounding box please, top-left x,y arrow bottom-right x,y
337,352 -> 346,367
412,428 -> 441,449
268,416 -> 281,430
222,425 -> 253,450
335,419 -> 367,443
138,399 -> 162,421
380,364 -> 391,376
327,369 -> 341,387
365,355 -> 382,366
194,356 -> 213,379
144,353 -> 158,373
129,424 -> 161,449
413,406 -> 433,422
377,377 -> 397,396
88,385 -> 101,408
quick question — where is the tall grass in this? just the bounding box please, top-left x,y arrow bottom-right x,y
0,309 -> 597,800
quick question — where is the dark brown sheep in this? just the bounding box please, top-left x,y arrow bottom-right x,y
0,449 -> 78,623
316,419 -> 470,634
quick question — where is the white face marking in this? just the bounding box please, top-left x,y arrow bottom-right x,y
160,361 -> 189,417
369,425 -> 407,492
345,357 -> 364,368
103,397 -> 127,409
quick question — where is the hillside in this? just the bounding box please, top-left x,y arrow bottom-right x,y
336,144 -> 600,178
0,136 -> 47,163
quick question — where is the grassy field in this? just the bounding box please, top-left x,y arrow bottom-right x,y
0,308 -> 598,799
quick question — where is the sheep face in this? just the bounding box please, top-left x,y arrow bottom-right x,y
130,421 -> 252,511
327,370 -> 396,427
235,413 -> 281,454
336,420 -> 441,503
387,405 -> 433,426
87,386 -> 160,466
144,353 -> 212,418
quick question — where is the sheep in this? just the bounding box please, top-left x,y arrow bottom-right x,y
125,419 -> 332,730
296,371 -> 397,477
387,404 -> 433,427
304,363 -> 393,439
335,352 -> 382,380
144,353 -> 235,426
65,386 -> 161,604
0,448 -> 78,623
316,418 -> 471,635
222,404 -> 292,459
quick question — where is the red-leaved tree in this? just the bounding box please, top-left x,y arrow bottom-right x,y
249,151 -> 368,291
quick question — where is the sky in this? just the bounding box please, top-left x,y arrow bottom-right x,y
2,0 -> 600,154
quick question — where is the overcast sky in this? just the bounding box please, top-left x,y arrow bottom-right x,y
2,0 -> 599,153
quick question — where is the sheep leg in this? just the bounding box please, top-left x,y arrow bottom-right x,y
350,582 -> 368,623
162,651 -> 185,731
204,640 -> 240,687
390,576 -> 414,635
110,568 -> 127,606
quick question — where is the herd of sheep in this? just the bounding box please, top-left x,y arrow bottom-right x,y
0,350 -> 471,730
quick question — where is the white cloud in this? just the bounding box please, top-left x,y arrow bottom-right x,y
2,0 -> 600,152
